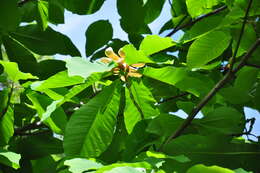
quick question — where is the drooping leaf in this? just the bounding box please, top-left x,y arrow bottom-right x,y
0,61 -> 38,82
64,81 -> 121,157
187,31 -> 231,68
0,150 -> 21,169
124,79 -> 159,133
85,20 -> 113,56
0,107 -> 14,146
10,24 -> 80,56
30,70 -> 84,91
143,0 -> 166,24
37,0 -> 49,30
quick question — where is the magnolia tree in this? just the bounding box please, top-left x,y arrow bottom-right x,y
0,0 -> 260,172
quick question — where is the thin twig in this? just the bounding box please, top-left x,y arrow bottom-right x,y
158,38 -> 260,151
166,6 -> 227,37
158,93 -> 188,104
245,63 -> 260,69
229,0 -> 254,70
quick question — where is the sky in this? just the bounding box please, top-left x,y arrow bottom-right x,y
51,0 -> 260,140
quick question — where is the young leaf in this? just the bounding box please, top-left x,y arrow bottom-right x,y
139,35 -> 175,56
187,164 -> 234,173
85,20 -> 113,56
65,57 -> 112,79
64,81 -> 121,157
64,158 -> 103,173
187,31 -> 231,69
0,150 -> 21,169
0,61 -> 38,82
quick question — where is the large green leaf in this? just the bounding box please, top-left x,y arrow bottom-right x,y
187,164 -> 234,173
41,73 -> 103,121
139,35 -> 175,56
123,44 -> 153,64
2,35 -> 38,75
10,24 -> 80,56
163,135 -> 260,172
85,20 -> 113,56
0,107 -> 14,146
65,57 -> 112,79
143,0 -> 166,24
124,79 -> 159,133
64,158 -> 103,173
0,0 -> 20,32
0,61 -> 38,82
0,150 -> 21,169
10,132 -> 63,159
186,0 -> 222,18
64,81 -> 121,157
187,31 -> 231,68
30,70 -> 84,91
63,0 -> 105,15
193,107 -> 245,135
26,91 -> 67,134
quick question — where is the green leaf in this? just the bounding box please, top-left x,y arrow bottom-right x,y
96,162 -> 153,173
26,91 -> 67,134
65,57 -> 112,79
104,167 -> 143,173
64,158 -> 103,173
37,0 -> 49,30
0,0 -> 20,32
49,0 -> 64,24
0,61 -> 38,82
31,70 -> 84,91
64,81 -> 121,157
10,132 -> 63,159
143,0 -> 166,24
124,79 -> 159,133
63,0 -> 105,15
123,44 -> 153,65
186,0 -> 222,18
2,35 -> 38,75
187,31 -> 231,68
10,24 -> 80,56
139,35 -> 175,56
187,164 -> 234,173
0,107 -> 14,146
41,73 -> 103,121
194,107 -> 245,135
85,20 -> 113,56
31,155 -> 56,173
0,150 -> 21,169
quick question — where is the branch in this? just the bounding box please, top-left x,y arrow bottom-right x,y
166,6 -> 227,37
14,122 -> 47,136
158,38 -> 260,151
17,0 -> 33,7
245,63 -> 260,69
229,0 -> 254,70
158,92 -> 188,104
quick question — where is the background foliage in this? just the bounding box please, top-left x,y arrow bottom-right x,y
0,0 -> 260,172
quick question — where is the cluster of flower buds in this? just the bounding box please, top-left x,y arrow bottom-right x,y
100,47 -> 145,81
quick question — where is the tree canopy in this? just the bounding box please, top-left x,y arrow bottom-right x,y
0,0 -> 260,172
